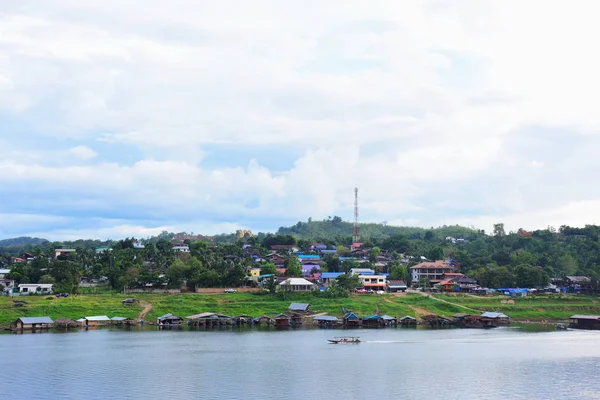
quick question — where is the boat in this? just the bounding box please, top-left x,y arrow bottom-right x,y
328,336 -> 360,344
555,323 -> 568,330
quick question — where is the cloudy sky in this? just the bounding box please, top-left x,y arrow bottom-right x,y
1,1 -> 600,240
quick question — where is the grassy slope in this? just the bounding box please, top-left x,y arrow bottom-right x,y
2,292 -> 600,326
432,294 -> 600,321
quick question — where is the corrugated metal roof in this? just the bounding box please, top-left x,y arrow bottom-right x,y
313,315 -> 338,321
320,272 -> 344,279
18,316 -> 54,324
381,315 -> 396,320
570,315 -> 600,320
186,312 -> 216,319
481,312 -> 509,319
111,316 -> 129,321
288,303 -> 310,311
84,316 -> 111,321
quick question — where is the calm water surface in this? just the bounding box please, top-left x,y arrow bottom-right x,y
2,327 -> 600,400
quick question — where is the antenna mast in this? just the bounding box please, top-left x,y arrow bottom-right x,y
353,188 -> 360,243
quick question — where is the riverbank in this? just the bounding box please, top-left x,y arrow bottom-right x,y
1,292 -> 599,327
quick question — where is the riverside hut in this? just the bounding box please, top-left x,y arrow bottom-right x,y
481,312 -> 510,325
569,315 -> 600,330
79,316 -> 112,328
253,315 -> 273,326
343,312 -> 362,328
111,316 -> 135,326
381,315 -> 398,327
274,313 -> 291,327
362,314 -> 382,328
157,313 -> 183,326
54,318 -> 78,329
12,316 -> 54,331
313,315 -> 340,327
399,316 -> 417,326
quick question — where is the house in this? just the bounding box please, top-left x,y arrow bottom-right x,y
362,314 -> 382,327
172,245 -> 190,253
410,260 -> 455,284
55,248 -> 76,259
301,264 -> 320,277
288,303 -> 310,312
569,315 -> 600,330
343,312 -> 361,327
320,272 -> 344,286
350,268 -> 375,276
249,268 -> 261,278
297,254 -> 320,263
399,316 -> 417,326
278,277 -> 316,292
0,269 -> 10,279
313,315 -> 340,327
359,275 -> 387,291
274,313 -> 291,327
387,280 -> 407,293
270,245 -> 295,251
18,283 -> 53,295
54,318 -> 78,328
12,316 -> 54,330
265,253 -> 285,265
481,312 -> 510,325
311,243 -> 328,250
111,316 -> 135,325
0,278 -> 15,293
78,316 -> 112,328
157,313 -> 184,326
95,247 -> 112,254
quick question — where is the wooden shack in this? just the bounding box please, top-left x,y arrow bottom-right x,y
78,316 -> 112,328
54,318 -> 78,329
111,316 -> 135,326
399,316 -> 417,326
343,312 -> 362,327
12,316 -> 54,330
313,315 -> 340,327
362,314 -> 382,328
569,315 -> 600,330
157,313 -> 184,326
274,313 -> 291,327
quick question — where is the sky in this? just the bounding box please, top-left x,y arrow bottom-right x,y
2,0 -> 600,241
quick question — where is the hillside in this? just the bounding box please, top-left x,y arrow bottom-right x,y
277,217 -> 479,241
0,236 -> 48,247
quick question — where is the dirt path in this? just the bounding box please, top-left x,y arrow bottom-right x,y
407,305 -> 432,318
137,301 -> 153,321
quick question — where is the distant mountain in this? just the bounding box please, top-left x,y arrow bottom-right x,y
276,218 -> 479,241
0,237 -> 49,247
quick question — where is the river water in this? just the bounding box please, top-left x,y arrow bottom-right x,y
2,326 -> 600,400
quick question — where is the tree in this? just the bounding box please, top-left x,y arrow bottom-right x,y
388,264 -> 408,281
556,253 -> 578,276
264,275 -> 277,294
335,273 -> 361,290
493,223 -> 506,238
284,256 -> 302,277
368,247 -> 381,263
260,263 -> 277,276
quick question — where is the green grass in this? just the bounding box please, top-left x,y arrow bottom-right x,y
3,292 -> 599,327
431,294 -> 600,321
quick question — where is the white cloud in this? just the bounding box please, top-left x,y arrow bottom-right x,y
1,1 -> 600,239
69,145 -> 97,160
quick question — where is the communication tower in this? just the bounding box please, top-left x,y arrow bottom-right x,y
352,188 -> 360,243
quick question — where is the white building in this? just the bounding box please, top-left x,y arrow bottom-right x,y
350,268 -> 375,276
18,283 -> 54,295
359,275 -> 387,290
0,279 -> 15,293
0,269 -> 11,279
172,245 -> 190,253
278,277 -> 316,292
410,261 -> 455,284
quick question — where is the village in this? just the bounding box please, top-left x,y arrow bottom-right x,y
3,239 -> 600,333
